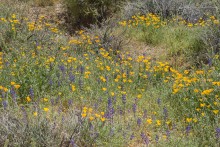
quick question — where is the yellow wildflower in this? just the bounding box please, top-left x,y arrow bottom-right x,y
194,89 -> 199,93
137,94 -> 142,99
89,116 -> 94,121
101,117 -> 106,122
33,112 -> 38,117
101,112 -> 105,116
43,98 -> 48,102
43,107 -> 49,112
213,110 -> 219,115
146,119 -> 152,124
81,113 -> 87,118
186,118 -> 192,123
14,85 -> 20,89
10,82 -> 16,85
102,87 -> 107,91
201,89 -> 214,95
71,85 -> 76,91
200,103 -> 206,107
95,114 -> 101,118
26,96 -> 31,102
156,120 -> 161,126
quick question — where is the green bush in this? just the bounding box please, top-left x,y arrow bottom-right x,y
65,0 -> 124,29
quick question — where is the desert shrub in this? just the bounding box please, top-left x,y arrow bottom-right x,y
200,20 -> 220,57
34,0 -> 56,7
121,0 -> 185,20
64,0 -> 125,30
121,0 -> 218,22
84,18 -> 126,54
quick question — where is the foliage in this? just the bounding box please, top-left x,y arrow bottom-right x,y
64,0 -> 124,29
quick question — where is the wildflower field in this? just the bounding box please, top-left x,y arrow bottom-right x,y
0,0 -> 220,146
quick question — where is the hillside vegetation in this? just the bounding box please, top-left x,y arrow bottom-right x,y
0,0 -> 220,146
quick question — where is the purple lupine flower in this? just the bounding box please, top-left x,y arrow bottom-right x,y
56,96 -> 60,104
163,107 -> 168,120
155,135 -> 159,143
117,55 -> 122,61
130,133 -> 135,140
49,78 -> 53,87
79,65 -> 84,74
122,94 -> 126,105
79,79 -> 83,90
166,130 -> 170,139
137,118 -> 142,127
62,116 -> 65,123
108,97 -> 112,109
132,103 -> 137,116
70,138 -> 76,147
59,65 -> 65,73
2,100 -> 8,109
141,132 -> 149,145
106,98 -> 114,120
69,73 -> 75,83
105,75 -> 109,83
143,109 -> 147,119
21,106 -> 28,124
29,87 -> 34,99
216,128 -> 220,140
1,91 -> 6,98
118,106 -> 123,115
126,69 -> 130,78
208,58 -> 212,67
5,61 -> 9,67
128,109 -> 131,114
157,98 -> 161,105
94,103 -> 98,110
58,80 -> 61,87
50,98 -> 55,106
186,125 -> 191,136
106,98 -> 112,118
10,87 -> 16,103
112,107 -> 115,116
68,99 -> 73,107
